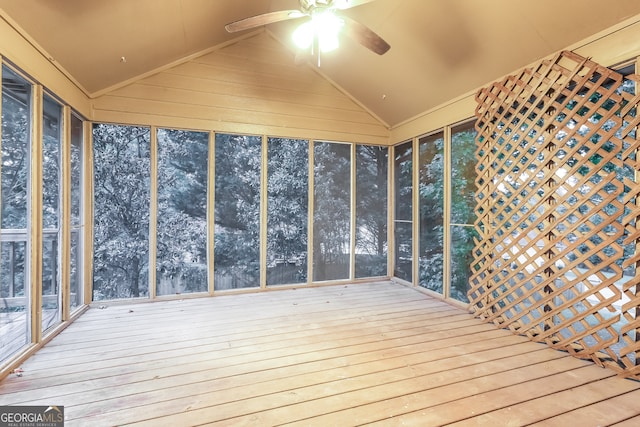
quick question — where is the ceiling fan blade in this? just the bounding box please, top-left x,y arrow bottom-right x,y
225,10 -> 305,33
341,16 -> 390,55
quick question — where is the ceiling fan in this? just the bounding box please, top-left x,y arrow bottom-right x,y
225,0 -> 390,58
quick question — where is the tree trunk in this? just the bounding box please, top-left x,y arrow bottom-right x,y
130,257 -> 140,297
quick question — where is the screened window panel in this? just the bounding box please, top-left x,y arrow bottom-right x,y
214,133 -> 261,290
313,142 -> 351,282
92,124 -> 150,300
42,234 -> 59,330
70,114 -> 83,309
70,114 -> 82,225
1,67 -> 30,230
418,132 -> 444,292
42,95 -> 62,331
394,222 -> 412,282
394,140 -> 412,282
1,66 -> 31,362
42,95 -> 60,230
156,129 -> 209,295
355,145 -> 388,278
70,230 -> 81,309
0,240 -> 27,363
450,121 -> 478,302
267,138 -> 308,286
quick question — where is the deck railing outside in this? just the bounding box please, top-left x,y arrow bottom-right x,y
1,228 -> 79,363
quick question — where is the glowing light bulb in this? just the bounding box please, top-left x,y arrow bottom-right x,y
318,31 -> 339,52
292,11 -> 344,53
293,21 -> 314,49
315,12 -> 343,52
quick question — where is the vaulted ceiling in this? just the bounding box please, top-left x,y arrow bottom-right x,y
2,0 -> 640,127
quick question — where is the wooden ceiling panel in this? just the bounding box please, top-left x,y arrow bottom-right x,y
2,0 -> 640,127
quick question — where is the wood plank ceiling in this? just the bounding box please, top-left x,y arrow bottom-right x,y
2,0 -> 640,127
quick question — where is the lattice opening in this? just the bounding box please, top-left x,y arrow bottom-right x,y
471,51 -> 640,379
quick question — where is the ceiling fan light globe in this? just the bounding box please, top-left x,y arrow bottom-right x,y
314,11 -> 343,33
293,21 -> 314,49
319,31 -> 339,52
314,12 -> 343,52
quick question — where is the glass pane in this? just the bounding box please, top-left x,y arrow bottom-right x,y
615,67 -> 637,361
42,233 -> 59,330
214,133 -> 261,290
451,225 -> 478,303
355,145 -> 388,278
70,229 -> 81,309
1,240 -> 28,363
70,114 -> 83,309
394,222 -> 412,281
450,121 -> 478,302
394,140 -> 412,282
71,114 -> 82,225
1,67 -> 30,230
43,96 -> 60,230
156,129 -> 208,295
313,142 -> 351,282
42,95 -> 62,331
93,124 -> 150,300
267,138 -> 308,286
1,65 -> 31,362
418,132 -> 444,292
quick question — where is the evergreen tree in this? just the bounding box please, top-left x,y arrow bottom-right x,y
267,138 -> 309,285
92,124 -> 150,299
156,129 -> 208,294
355,145 -> 388,277
214,133 -> 261,289
313,142 -> 351,281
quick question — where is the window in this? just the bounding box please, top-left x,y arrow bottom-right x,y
1,65 -> 32,362
267,138 -> 308,286
355,145 -> 388,277
214,133 -> 261,290
156,129 -> 208,295
450,121 -> 477,302
393,140 -> 412,282
418,132 -> 444,292
394,123 -> 478,301
42,94 -> 62,331
70,113 -> 83,310
93,124 -> 150,300
313,141 -> 351,281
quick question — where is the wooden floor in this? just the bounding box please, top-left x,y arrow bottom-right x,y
1,281 -> 640,426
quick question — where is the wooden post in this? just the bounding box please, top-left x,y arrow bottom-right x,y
387,144 -> 394,278
350,143 -> 356,281
443,125 -> 452,298
82,120 -> 93,305
60,105 -> 71,321
30,84 -> 43,344
260,135 -> 268,289
208,131 -> 215,295
307,140 -> 315,284
148,126 -> 157,299
412,137 -> 419,286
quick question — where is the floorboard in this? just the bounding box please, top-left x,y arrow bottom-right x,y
0,281 -> 639,426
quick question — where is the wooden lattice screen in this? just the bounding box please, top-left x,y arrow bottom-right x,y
470,50 -> 640,379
